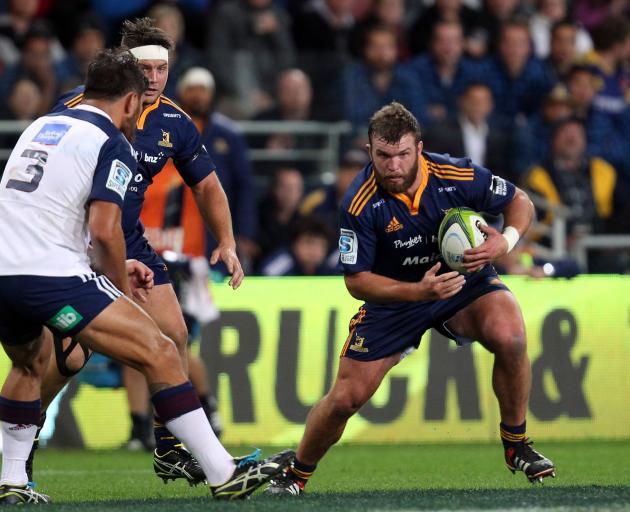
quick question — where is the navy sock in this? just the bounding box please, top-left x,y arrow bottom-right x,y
500,421 -> 526,449
290,458 -> 317,488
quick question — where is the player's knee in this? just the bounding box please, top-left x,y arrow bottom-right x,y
328,389 -> 368,419
9,338 -> 46,377
142,331 -> 181,372
163,323 -> 188,351
488,326 -> 527,359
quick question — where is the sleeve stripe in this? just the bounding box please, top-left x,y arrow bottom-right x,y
64,94 -> 84,108
348,172 -> 375,213
350,185 -> 377,216
428,162 -> 474,175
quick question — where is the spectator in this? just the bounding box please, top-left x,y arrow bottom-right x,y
63,16 -> 106,90
422,82 -> 517,182
251,68 -> 320,174
259,216 -> 335,276
542,19 -> 582,84
292,0 -> 356,120
0,24 -> 71,116
518,84 -> 573,172
340,23 -> 424,133
529,0 -> 592,59
350,0 -> 411,60
407,0 -> 484,57
150,3 -> 203,99
585,16 -> 630,122
206,0 -> 295,118
566,64 -> 627,177
483,18 -> 553,121
475,0 -> 527,56
0,0 -> 66,67
175,67 -> 258,272
406,20 -> 483,125
1,77 -> 41,120
523,117 -> 627,271
300,148 -> 368,241
574,0 -> 628,31
257,167 -> 304,262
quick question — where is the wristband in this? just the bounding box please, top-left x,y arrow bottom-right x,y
502,226 -> 520,253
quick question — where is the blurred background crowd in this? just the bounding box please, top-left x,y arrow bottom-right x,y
0,0 -> 629,276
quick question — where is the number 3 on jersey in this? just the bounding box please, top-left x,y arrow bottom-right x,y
6,149 -> 48,193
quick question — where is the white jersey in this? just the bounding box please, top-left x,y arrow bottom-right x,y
0,105 -> 135,277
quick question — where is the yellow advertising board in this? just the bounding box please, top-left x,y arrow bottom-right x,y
1,276 -> 628,448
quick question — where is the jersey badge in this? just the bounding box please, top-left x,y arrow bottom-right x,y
349,335 -> 369,353
33,123 -> 71,146
385,216 -> 404,233
106,159 -> 133,199
48,305 -> 83,332
339,228 -> 358,265
158,129 -> 173,148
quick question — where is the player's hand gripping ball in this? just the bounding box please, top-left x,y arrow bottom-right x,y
438,207 -> 487,274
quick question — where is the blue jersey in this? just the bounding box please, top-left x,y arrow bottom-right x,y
339,152 -> 516,284
52,87 -> 216,247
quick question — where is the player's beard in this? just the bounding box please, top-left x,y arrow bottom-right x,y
374,157 -> 419,194
121,116 -> 137,142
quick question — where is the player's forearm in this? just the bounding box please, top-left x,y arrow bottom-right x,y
193,175 -> 236,249
90,226 -> 131,296
502,187 -> 534,236
344,272 -> 425,303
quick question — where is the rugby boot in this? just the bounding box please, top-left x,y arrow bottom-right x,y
153,445 -> 206,486
264,467 -> 305,497
505,438 -> 556,483
211,448 -> 294,500
0,484 -> 51,504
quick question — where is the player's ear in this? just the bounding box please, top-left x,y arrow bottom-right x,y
417,140 -> 423,154
122,91 -> 138,117
365,143 -> 372,161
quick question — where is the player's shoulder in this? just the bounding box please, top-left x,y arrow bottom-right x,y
341,164 -> 380,218
157,95 -> 191,121
423,151 -> 475,182
51,85 -> 86,114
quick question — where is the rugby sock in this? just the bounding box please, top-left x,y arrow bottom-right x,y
151,382 -> 234,486
290,458 -> 317,489
500,421 -> 526,449
0,398 -> 41,486
199,395 -> 222,438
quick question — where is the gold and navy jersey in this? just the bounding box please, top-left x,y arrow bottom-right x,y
52,87 -> 216,245
339,152 -> 516,283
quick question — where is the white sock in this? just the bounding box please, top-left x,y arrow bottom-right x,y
0,422 -> 37,487
165,408 -> 235,485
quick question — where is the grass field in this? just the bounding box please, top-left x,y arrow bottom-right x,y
28,440 -> 630,511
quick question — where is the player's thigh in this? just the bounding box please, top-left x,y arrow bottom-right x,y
446,289 -> 526,353
76,296 -> 177,372
136,283 -> 188,346
330,353 -> 401,411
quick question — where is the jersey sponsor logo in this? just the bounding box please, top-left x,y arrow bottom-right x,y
48,305 -> 83,332
491,175 -> 508,196
143,154 -> 158,163
134,173 -> 143,182
339,228 -> 358,265
106,159 -> 133,199
394,235 -> 423,249
163,113 -> 182,118
158,129 -> 173,148
372,199 -> 385,209
349,335 -> 369,353
438,186 -> 457,193
32,123 -> 71,146
385,217 -> 404,233
402,253 -> 440,266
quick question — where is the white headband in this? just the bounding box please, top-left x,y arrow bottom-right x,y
130,45 -> 169,62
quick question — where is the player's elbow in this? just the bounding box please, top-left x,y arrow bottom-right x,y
344,273 -> 366,301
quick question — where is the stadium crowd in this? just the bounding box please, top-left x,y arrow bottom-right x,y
0,0 -> 628,275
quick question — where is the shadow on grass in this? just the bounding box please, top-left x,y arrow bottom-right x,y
37,485 -> 630,511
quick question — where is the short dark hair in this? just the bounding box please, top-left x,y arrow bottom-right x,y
120,17 -> 173,50
461,81 -> 492,97
551,116 -> 586,141
567,63 -> 596,81
84,48 -> 148,100
368,101 -> 421,144
591,16 -> 630,52
550,19 -> 578,40
290,216 -> 332,246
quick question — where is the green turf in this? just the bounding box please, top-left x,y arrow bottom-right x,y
26,440 -> 630,510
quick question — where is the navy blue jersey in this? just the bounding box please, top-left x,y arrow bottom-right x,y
52,87 -> 216,246
339,152 -> 516,283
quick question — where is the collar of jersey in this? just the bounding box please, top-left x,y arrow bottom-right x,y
74,104 -> 113,123
136,97 -> 161,130
389,155 -> 429,215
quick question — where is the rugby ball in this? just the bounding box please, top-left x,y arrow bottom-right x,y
438,207 -> 487,274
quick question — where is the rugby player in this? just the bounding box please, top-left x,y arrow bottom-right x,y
265,102 -> 555,496
0,50 -> 291,504
29,18 -> 242,485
